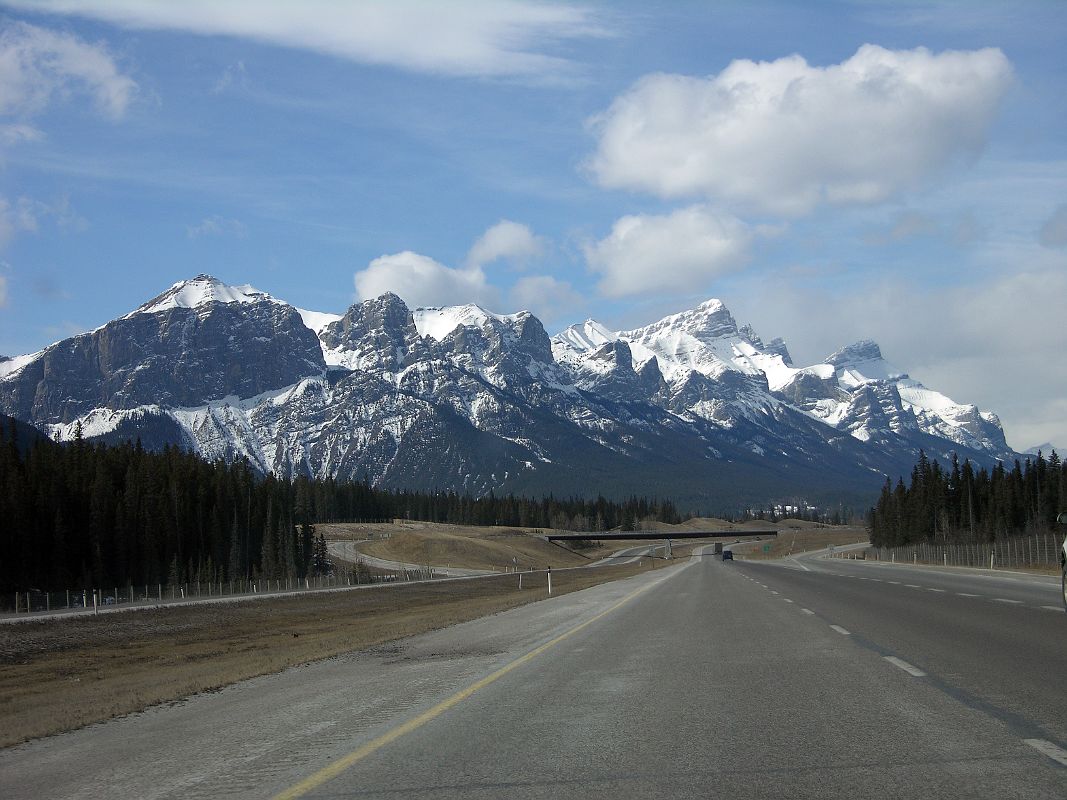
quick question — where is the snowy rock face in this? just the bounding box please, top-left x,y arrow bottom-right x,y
0,276 -> 324,424
0,275 -> 1020,505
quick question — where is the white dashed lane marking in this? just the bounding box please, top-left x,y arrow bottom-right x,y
992,598 -> 1023,604
884,656 -> 927,677
800,608 -> 815,615
1024,739 -> 1067,769
957,593 -> 980,597
829,625 -> 851,636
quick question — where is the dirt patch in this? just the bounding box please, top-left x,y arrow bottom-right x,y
0,562 -> 648,748
352,530 -> 604,570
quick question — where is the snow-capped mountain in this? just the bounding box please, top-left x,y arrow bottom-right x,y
0,275 -> 1020,507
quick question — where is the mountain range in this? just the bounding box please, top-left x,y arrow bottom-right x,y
0,275 -> 1020,509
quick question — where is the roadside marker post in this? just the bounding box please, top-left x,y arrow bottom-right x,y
547,567 -> 552,596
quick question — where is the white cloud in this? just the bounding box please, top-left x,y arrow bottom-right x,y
0,195 -> 39,248
509,275 -> 583,325
466,220 -> 544,269
1039,203 -> 1067,248
587,45 -> 1013,215
0,20 -> 136,119
0,122 -> 43,146
354,250 -> 498,309
0,193 -> 89,249
211,60 -> 248,94
11,0 -> 609,81
187,215 -> 247,239
584,205 -> 752,298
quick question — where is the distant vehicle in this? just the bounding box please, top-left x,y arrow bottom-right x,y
722,550 -> 734,561
1058,512 -> 1067,611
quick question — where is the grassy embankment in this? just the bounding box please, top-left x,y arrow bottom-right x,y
728,519 -> 869,560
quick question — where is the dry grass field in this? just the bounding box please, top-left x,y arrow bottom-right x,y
0,562 -> 647,748
730,522 -> 869,560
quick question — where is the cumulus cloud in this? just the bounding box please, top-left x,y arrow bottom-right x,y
466,220 -> 544,269
509,275 -> 583,325
11,0 -> 609,81
354,250 -> 498,309
187,215 -> 247,239
584,205 -> 752,298
0,20 -> 136,119
587,45 -> 1013,215
1039,204 -> 1067,248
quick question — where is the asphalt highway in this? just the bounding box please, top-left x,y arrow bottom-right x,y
2,549 -> 1065,799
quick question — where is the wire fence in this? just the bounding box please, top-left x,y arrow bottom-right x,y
4,563 -> 442,616
842,533 -> 1064,571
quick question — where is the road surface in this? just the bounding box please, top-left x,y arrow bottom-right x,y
2,547 -> 1065,798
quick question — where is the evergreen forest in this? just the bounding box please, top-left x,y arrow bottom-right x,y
868,449 -> 1066,547
0,418 -> 680,593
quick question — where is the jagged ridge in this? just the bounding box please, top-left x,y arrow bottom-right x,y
0,275 -> 1020,507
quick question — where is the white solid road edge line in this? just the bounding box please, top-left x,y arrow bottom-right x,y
829,624 -> 851,635
883,656 -> 927,677
1024,739 -> 1067,768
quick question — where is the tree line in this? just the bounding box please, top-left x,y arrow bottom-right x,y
868,449 -> 1065,547
0,418 -> 680,593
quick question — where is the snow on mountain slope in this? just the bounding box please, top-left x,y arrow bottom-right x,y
413,304 -> 528,342
297,308 -> 342,335
128,274 -> 283,317
549,298 -> 1012,455
0,351 -> 42,379
1,276 -> 1022,506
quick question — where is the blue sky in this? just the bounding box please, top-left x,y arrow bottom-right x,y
0,1 -> 1065,450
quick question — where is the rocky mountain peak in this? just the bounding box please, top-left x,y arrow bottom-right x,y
624,297 -> 739,343
764,337 -> 793,366
320,293 -> 421,373
826,339 -> 883,367
131,274 -> 278,318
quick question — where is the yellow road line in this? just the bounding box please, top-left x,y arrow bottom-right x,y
273,575 -> 668,799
